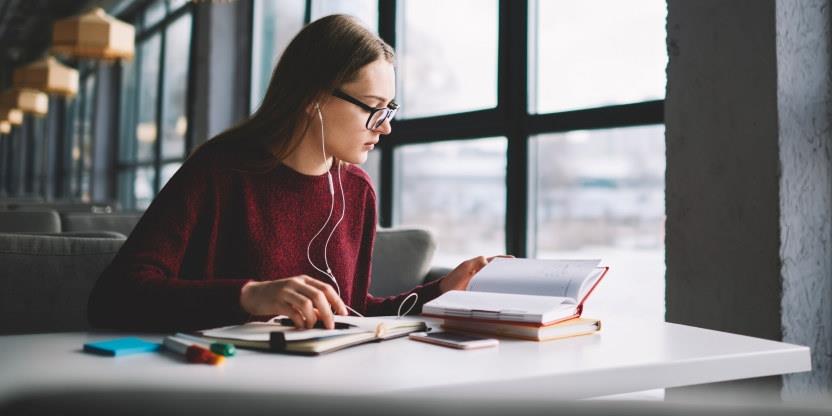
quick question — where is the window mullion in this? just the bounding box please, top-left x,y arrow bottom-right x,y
153,24 -> 167,194
500,0 -> 529,258
378,0 -> 397,227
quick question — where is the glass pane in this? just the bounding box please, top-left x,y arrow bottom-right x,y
363,148 -> 380,190
144,0 -> 166,29
169,0 -> 188,10
117,170 -> 135,210
531,125 -> 665,320
363,149 -> 381,217
30,118 -> 46,196
63,96 -> 79,197
119,59 -> 138,163
161,14 -> 192,159
137,35 -> 161,162
160,162 -> 182,190
250,0 -> 306,113
532,0 -> 667,113
134,166 -> 156,210
398,0 -> 498,118
80,75 -> 96,202
396,138 -> 506,267
310,0 -> 378,32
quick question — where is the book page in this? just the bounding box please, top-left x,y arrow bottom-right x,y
201,316 -> 425,343
467,258 -> 601,300
201,321 -> 364,342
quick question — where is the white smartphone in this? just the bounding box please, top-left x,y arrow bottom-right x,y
408,331 -> 498,350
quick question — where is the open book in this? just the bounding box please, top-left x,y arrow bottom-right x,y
422,258 -> 608,325
196,315 -> 427,355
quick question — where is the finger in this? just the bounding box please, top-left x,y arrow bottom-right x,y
284,289 -> 318,329
284,306 -> 306,330
304,278 -> 348,316
295,283 -> 335,329
486,254 -> 513,262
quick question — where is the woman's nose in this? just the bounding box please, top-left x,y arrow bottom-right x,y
373,117 -> 393,135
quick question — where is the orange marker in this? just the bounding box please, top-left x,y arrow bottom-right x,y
163,336 -> 225,365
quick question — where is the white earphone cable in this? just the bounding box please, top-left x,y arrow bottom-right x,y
306,104 -> 417,319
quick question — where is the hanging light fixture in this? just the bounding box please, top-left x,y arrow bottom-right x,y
0,121 -> 10,134
0,89 -> 49,117
51,8 -> 135,61
0,107 -> 23,126
12,56 -> 79,97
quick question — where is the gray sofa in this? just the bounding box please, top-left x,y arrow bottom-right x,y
0,210 -> 142,236
0,210 -> 62,233
0,232 -> 126,334
0,225 -> 445,335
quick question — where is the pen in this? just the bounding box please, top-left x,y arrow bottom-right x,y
277,318 -> 354,330
174,333 -> 236,357
163,336 -> 225,365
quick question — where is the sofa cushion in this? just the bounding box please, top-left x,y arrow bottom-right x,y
60,212 -> 142,237
370,227 -> 436,297
0,210 -> 61,233
0,233 -> 125,334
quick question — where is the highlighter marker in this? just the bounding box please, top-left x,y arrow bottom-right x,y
174,333 -> 237,357
163,336 -> 225,365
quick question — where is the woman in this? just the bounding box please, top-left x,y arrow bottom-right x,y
87,14 -> 495,332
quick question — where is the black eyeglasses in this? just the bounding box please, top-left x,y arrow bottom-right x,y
332,89 -> 399,131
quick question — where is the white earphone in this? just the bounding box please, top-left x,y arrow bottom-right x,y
305,103 -> 417,319
307,103 -> 359,316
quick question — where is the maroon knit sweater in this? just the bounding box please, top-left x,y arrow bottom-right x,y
87,142 -> 441,332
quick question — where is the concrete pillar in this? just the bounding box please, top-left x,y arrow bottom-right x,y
665,0 -> 831,400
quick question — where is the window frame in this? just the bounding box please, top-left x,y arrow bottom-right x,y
116,0 -> 195,209
376,0 -> 664,257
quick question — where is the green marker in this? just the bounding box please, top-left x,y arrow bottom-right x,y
210,342 -> 236,357
174,333 -> 236,357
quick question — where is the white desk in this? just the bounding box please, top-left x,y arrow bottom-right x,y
0,317 -> 810,403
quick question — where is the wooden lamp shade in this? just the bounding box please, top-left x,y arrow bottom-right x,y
52,8 -> 135,61
0,107 -> 23,126
0,89 -> 49,117
13,56 -> 79,97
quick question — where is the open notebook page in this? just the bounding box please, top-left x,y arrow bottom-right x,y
467,258 -> 601,300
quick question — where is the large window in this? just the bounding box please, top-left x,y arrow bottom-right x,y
250,0 -> 379,113
531,0 -> 667,113
396,138 -> 507,266
250,1 -> 667,320
118,0 -> 193,209
398,0 -> 498,118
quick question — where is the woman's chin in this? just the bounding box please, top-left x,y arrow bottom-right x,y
339,151 -> 369,165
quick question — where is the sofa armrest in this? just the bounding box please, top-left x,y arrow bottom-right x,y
370,227 -> 437,297
423,266 -> 453,284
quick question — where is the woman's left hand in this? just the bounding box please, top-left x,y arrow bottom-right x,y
438,255 -> 513,293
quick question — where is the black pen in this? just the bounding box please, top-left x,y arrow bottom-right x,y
277,318 -> 354,330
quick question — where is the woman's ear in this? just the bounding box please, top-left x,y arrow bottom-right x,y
304,102 -> 318,117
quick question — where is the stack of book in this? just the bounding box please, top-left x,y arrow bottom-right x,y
421,258 -> 608,341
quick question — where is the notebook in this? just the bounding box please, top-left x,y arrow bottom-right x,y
196,315 -> 427,355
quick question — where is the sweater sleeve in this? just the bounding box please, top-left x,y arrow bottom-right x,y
87,148 -> 251,332
358,185 -> 444,317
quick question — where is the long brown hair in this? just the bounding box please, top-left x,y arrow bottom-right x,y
200,14 -> 394,170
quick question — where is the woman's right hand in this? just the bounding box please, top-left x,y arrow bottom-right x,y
239,275 -> 348,329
